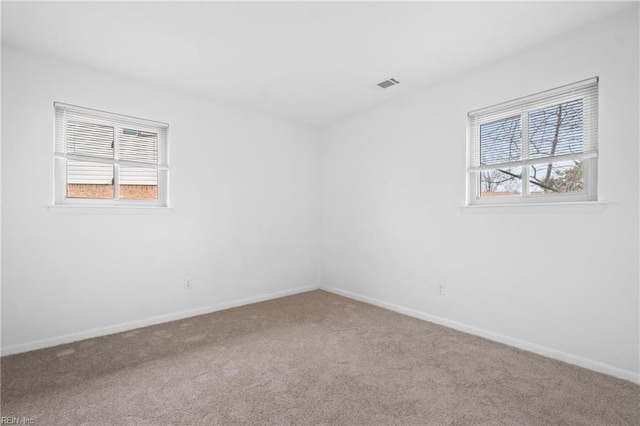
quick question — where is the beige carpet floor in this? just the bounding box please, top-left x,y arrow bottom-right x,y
1,290 -> 639,425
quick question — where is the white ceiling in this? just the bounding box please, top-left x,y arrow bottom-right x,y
2,1 -> 633,126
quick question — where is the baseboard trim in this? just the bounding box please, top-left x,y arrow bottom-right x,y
320,285 -> 640,385
1,285 -> 319,357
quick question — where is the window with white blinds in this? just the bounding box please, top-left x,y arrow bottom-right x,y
54,102 -> 169,206
467,78 -> 598,205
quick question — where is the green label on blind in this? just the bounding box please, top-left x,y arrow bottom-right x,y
123,128 -> 156,137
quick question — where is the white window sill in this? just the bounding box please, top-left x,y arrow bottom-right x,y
461,201 -> 607,214
46,205 -> 173,215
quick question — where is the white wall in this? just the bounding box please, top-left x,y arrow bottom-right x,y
1,45 -> 319,353
319,9 -> 639,381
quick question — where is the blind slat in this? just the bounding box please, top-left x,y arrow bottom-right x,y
469,150 -> 598,172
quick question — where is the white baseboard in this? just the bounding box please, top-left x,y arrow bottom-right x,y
1,285 -> 319,356
320,285 -> 640,386
5,283 -> 638,386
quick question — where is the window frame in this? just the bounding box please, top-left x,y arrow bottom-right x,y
54,102 -> 170,207
466,78 -> 598,206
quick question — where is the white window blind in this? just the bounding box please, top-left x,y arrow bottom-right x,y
467,78 -> 598,204
54,102 -> 169,205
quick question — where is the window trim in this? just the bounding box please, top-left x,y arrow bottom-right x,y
466,77 -> 598,206
53,102 -> 170,207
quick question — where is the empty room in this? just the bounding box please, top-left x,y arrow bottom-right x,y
1,1 -> 639,424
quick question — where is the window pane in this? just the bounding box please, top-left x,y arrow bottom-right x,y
67,160 -> 114,199
480,167 -> 522,197
480,116 -> 521,166
529,161 -> 583,195
119,167 -> 158,200
66,121 -> 114,159
529,99 -> 583,159
119,128 -> 158,164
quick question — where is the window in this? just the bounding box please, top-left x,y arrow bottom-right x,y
54,103 -> 169,206
467,78 -> 598,205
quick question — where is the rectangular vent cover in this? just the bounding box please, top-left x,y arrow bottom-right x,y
377,78 -> 400,89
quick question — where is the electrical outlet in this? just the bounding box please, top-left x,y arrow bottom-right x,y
184,279 -> 192,290
437,283 -> 446,296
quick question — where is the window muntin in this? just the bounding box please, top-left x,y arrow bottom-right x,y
54,103 -> 169,206
468,78 -> 598,205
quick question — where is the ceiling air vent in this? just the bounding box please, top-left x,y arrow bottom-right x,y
376,78 -> 400,89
